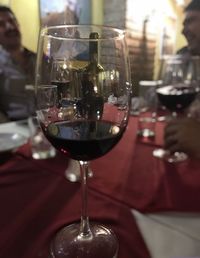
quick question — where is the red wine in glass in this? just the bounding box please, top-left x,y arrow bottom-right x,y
156,85 -> 197,113
153,83 -> 198,163
44,120 -> 124,161
35,25 -> 131,258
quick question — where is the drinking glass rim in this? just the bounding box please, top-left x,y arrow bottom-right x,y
36,85 -> 57,90
160,54 -> 200,61
41,24 -> 125,41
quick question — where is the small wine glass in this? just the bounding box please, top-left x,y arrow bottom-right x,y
153,55 -> 199,163
35,25 -> 131,258
50,59 -> 93,182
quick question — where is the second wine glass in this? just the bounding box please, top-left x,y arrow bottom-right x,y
153,55 -> 199,163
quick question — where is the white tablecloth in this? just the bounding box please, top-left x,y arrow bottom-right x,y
132,209 -> 200,258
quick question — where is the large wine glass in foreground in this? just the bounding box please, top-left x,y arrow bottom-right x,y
35,25 -> 131,258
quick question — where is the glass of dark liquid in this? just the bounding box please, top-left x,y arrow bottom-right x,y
153,55 -> 199,163
35,25 -> 131,258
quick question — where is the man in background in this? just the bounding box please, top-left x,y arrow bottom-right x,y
164,0 -> 200,159
0,6 -> 36,122
177,0 -> 200,56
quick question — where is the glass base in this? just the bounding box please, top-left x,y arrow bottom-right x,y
153,148 -> 188,163
65,160 -> 93,182
50,223 -> 118,258
32,147 -> 56,160
137,129 -> 155,138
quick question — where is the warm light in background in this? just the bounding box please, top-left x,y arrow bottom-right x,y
126,0 -> 178,40
176,0 -> 185,6
127,0 -> 176,24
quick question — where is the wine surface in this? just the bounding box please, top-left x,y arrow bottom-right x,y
157,85 -> 197,111
44,120 -> 124,161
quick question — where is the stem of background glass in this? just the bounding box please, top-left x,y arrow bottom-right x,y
79,160 -> 92,238
171,111 -> 177,118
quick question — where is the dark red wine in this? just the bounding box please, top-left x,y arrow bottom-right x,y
44,120 -> 124,161
157,85 -> 197,111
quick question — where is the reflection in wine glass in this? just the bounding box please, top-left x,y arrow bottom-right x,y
35,25 -> 131,257
51,60 -> 93,182
51,60 -> 73,106
153,55 -> 199,163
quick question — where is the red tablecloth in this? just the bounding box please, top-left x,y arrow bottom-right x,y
1,116 -> 200,258
0,157 -> 150,258
0,139 -> 149,258
91,116 -> 200,212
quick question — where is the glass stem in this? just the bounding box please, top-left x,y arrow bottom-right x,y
79,160 -> 92,238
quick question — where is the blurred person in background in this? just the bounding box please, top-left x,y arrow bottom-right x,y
0,6 -> 36,123
177,0 -> 200,56
164,0 -> 200,159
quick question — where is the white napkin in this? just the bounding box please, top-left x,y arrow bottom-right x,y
132,209 -> 200,258
0,120 -> 30,138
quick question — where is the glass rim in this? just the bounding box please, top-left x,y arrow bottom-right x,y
41,24 -> 125,41
160,54 -> 200,60
37,84 -> 57,89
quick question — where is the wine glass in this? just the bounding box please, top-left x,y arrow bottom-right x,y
153,55 -> 199,163
50,59 -> 93,182
35,25 -> 131,258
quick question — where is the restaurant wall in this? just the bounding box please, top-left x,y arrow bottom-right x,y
91,0 -> 103,25
10,0 -> 40,53
103,0 -> 188,95
174,5 -> 187,52
0,0 -> 10,5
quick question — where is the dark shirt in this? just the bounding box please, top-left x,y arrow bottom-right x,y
0,46 -> 36,121
176,46 -> 190,56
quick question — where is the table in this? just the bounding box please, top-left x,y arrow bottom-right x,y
0,116 -> 200,258
91,117 -> 200,213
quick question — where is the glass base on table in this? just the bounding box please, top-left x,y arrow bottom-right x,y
137,128 -> 155,138
50,223 -> 118,258
153,148 -> 188,163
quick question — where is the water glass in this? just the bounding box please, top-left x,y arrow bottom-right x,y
28,116 -> 56,159
137,81 -> 157,138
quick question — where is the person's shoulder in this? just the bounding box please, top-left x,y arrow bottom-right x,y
23,47 -> 36,64
176,46 -> 190,55
24,47 -> 36,55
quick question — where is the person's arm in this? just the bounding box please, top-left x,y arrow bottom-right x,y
164,117 -> 200,159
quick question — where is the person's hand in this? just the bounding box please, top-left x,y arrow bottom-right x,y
164,117 -> 200,159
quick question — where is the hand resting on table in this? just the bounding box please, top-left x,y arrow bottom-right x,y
164,118 -> 200,159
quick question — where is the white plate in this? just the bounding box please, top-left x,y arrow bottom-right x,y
0,133 -> 28,153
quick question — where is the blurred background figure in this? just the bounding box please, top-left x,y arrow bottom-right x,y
0,6 -> 36,123
159,0 -> 200,84
164,0 -> 200,160
177,0 -> 200,56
